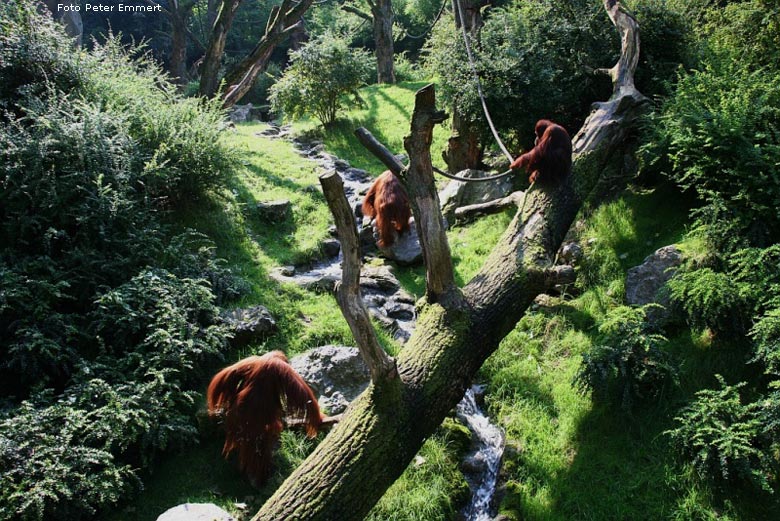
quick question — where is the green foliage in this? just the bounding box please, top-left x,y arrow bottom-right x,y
576,306 -> 678,412
666,376 -> 770,491
425,0 -> 617,149
641,63 -> 780,242
0,4 -> 238,519
269,32 -> 372,126
668,267 -> 752,336
640,0 -> 780,244
627,0 -> 695,96
0,269 -> 229,521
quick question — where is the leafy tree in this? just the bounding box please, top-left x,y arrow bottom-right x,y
269,32 -> 372,126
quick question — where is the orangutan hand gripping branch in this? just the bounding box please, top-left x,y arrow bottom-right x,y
207,351 -> 323,486
511,119 -> 573,185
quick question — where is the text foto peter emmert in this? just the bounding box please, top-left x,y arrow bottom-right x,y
57,3 -> 162,13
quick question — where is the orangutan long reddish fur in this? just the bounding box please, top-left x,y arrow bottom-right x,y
362,170 -> 412,248
510,119 -> 573,185
206,351 -> 323,486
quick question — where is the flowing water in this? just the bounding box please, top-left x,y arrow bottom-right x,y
456,385 -> 505,521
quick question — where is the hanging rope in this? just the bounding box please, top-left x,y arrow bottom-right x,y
403,0 -> 449,40
452,0 -> 514,163
433,165 -> 515,183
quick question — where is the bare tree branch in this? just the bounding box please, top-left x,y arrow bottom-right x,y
319,171 -> 398,383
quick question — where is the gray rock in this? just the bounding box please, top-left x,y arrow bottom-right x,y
156,503 -> 235,521
256,200 -> 291,222
439,169 -> 516,223
280,265 -> 296,277
380,225 -> 423,266
290,345 -> 371,414
559,242 -> 583,264
321,239 -> 341,258
220,306 -> 277,347
360,265 -> 401,292
626,245 -> 683,325
384,301 -> 415,321
230,103 -> 253,123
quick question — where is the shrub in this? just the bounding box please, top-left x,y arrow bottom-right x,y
0,3 -> 240,518
269,32 -> 372,126
666,376 -> 770,492
0,270 -> 229,521
575,306 -> 678,411
668,267 -> 752,336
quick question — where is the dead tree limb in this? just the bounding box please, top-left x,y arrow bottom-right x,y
252,2 -> 645,519
453,191 -> 525,223
400,85 -> 458,304
319,171 -> 397,382
354,127 -> 405,175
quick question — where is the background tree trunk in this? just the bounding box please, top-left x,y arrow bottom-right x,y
373,0 -> 396,84
199,0 -> 243,97
170,13 -> 189,89
251,2 -> 646,519
444,0 -> 490,172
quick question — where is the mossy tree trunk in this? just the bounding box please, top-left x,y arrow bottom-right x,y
252,2 -> 646,520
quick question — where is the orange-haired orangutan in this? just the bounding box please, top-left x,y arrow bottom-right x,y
206,351 -> 323,486
510,119 -> 572,185
362,170 -> 412,248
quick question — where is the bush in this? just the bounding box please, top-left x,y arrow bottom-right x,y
0,3 -> 240,518
666,376 -> 770,492
575,306 -> 678,411
269,32 -> 372,126
668,267 -> 752,336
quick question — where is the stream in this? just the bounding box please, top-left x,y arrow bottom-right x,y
456,385 -> 505,521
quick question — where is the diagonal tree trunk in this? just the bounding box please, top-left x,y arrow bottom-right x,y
251,2 -> 646,519
199,0 -> 243,98
221,0 -> 313,108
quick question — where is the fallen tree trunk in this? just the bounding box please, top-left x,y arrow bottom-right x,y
252,2 -> 646,519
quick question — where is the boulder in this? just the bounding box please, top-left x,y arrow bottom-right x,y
256,200 -> 290,222
156,503 -> 235,521
321,239 -> 341,258
220,306 -> 277,347
379,225 -> 423,266
360,264 -> 401,292
290,345 -> 371,414
229,103 -> 253,123
559,242 -> 583,265
625,245 -> 683,325
439,169 -> 516,223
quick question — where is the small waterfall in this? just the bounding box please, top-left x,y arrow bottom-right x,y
456,385 -> 505,521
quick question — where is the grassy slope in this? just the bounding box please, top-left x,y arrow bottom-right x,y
487,185 -> 779,520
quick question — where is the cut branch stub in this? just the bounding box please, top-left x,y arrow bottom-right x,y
319,170 -> 397,383
401,84 -> 457,304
